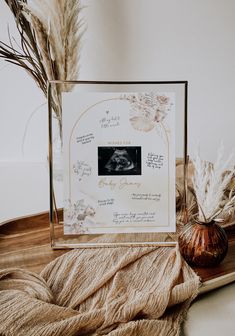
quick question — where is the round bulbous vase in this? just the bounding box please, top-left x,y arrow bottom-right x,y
178,220 -> 228,267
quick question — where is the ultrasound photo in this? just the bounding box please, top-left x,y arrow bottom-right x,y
98,146 -> 142,176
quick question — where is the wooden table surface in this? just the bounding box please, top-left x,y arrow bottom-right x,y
0,212 -> 235,294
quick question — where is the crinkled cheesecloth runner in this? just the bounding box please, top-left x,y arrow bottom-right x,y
0,244 -> 200,336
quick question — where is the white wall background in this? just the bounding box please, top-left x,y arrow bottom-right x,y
1,0 -> 235,163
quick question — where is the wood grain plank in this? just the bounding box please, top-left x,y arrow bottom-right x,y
0,212 -> 235,292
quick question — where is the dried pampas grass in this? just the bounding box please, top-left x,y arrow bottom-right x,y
0,0 -> 84,134
218,186 -> 235,227
192,145 -> 235,223
23,0 -> 83,89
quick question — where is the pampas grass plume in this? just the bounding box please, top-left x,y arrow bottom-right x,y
192,144 -> 234,222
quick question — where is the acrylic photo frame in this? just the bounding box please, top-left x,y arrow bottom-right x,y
48,81 -> 188,249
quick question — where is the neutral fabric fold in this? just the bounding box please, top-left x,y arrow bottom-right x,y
0,245 -> 200,336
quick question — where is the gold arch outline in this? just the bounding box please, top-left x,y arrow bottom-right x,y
68,97 -> 171,230
69,97 -> 123,197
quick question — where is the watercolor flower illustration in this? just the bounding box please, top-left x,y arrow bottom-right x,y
64,199 -> 96,234
124,93 -> 172,132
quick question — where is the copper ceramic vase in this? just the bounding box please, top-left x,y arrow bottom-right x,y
178,220 -> 228,267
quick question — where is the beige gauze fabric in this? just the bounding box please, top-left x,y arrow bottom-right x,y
0,245 -> 200,336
